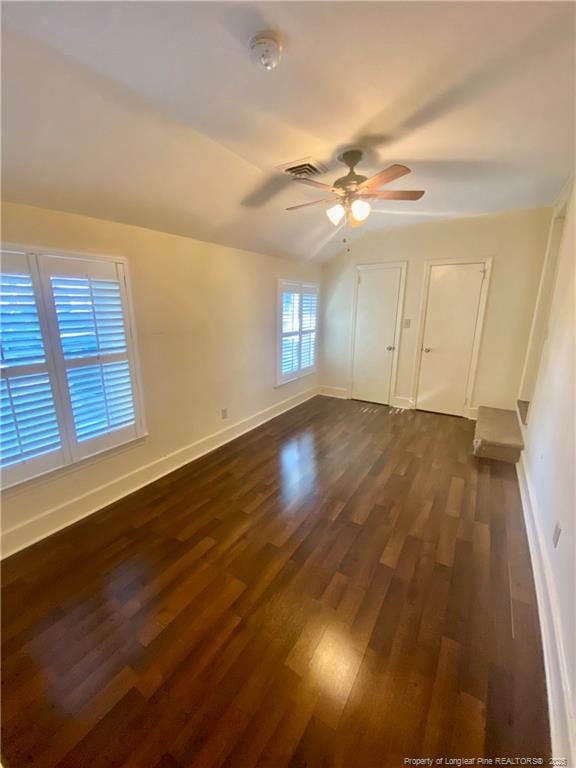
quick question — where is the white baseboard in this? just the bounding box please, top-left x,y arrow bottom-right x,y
516,455 -> 575,763
319,385 -> 350,399
2,387 -> 319,558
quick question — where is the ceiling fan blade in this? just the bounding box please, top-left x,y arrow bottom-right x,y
359,190 -> 425,201
292,177 -> 338,192
358,164 -> 411,191
286,197 -> 340,211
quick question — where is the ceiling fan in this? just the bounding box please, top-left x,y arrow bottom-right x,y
286,149 -> 425,227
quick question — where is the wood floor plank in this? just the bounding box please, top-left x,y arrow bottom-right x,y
1,397 -> 550,767
420,636 -> 462,757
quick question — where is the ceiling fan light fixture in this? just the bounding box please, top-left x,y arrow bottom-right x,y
326,203 -> 345,226
286,152 -> 423,224
351,198 -> 371,223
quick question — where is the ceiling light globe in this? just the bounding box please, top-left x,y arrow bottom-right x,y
326,203 -> 345,226
351,199 -> 371,222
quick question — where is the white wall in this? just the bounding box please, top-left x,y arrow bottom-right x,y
322,208 -> 551,412
0,202 -> 320,555
518,187 -> 575,760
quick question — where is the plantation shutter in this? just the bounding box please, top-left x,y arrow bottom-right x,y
278,281 -> 319,383
38,254 -> 140,461
300,288 -> 318,370
281,287 -> 301,379
0,251 -> 66,485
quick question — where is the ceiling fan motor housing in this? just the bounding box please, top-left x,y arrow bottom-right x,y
334,172 -> 368,191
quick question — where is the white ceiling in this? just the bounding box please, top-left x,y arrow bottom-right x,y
2,1 -> 574,261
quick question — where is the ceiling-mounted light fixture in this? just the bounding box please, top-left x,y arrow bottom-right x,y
326,199 -> 371,227
326,203 -> 345,226
351,198 -> 371,223
250,32 -> 282,71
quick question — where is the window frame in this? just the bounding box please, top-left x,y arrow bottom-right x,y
1,244 -> 147,488
276,279 -> 319,386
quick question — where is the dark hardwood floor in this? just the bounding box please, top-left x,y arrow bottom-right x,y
1,396 -> 549,767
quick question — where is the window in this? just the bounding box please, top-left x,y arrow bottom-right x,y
277,280 -> 319,384
1,249 -> 144,487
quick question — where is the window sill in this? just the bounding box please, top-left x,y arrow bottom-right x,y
1,431 -> 149,491
275,368 -> 317,388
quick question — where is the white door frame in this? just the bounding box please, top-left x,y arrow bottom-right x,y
411,256 -> 493,419
349,261 -> 407,404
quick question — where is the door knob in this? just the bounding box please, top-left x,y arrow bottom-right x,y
386,345 -> 395,351
423,347 -> 432,353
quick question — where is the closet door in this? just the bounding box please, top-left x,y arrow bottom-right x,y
352,266 -> 402,405
416,263 -> 485,416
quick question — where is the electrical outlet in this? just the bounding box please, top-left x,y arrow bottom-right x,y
403,318 -> 411,329
221,408 -> 228,420
553,523 -> 562,548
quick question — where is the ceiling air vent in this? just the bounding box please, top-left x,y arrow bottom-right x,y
277,157 -> 327,178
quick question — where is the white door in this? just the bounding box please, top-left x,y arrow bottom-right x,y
352,266 -> 402,405
416,263 -> 485,416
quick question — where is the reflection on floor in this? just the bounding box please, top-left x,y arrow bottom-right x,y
1,395 -> 549,767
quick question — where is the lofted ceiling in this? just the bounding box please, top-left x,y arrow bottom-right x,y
1,1 -> 574,262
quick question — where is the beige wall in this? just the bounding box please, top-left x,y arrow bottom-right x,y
518,187 -> 575,761
322,208 -> 551,411
1,202 -> 320,554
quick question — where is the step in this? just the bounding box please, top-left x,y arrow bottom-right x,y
473,406 -> 524,463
